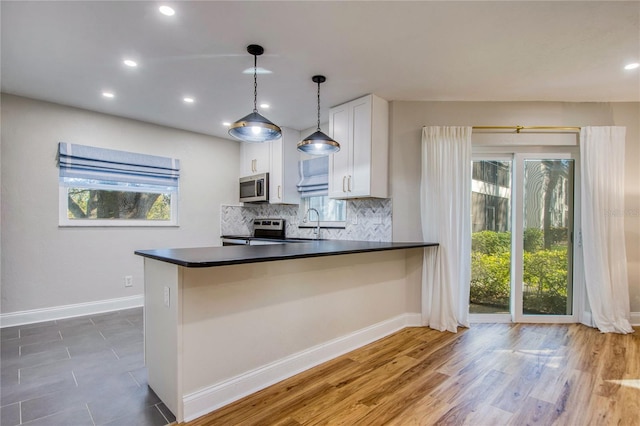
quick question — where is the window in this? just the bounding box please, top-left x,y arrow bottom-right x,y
57,143 -> 180,226
300,196 -> 346,226
472,160 -> 511,188
297,156 -> 346,227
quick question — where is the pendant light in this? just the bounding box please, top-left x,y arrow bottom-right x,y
297,75 -> 340,155
228,44 -> 282,143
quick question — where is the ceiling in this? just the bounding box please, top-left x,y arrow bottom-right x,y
2,1 -> 639,141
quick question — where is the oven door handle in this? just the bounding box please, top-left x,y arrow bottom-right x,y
221,238 -> 250,246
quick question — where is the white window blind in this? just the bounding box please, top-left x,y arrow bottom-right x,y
296,156 -> 328,197
58,142 -> 180,187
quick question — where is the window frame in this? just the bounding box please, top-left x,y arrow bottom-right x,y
298,196 -> 347,229
58,179 -> 179,227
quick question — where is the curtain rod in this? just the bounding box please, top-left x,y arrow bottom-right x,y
471,125 -> 581,133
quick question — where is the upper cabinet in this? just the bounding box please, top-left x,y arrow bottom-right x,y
328,94 -> 389,199
240,140 -> 271,176
269,127 -> 301,205
239,127 -> 301,205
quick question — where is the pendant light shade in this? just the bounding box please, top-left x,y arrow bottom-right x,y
228,111 -> 282,143
229,45 -> 282,143
297,75 -> 340,155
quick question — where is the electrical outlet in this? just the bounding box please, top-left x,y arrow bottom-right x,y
163,286 -> 170,308
124,275 -> 133,287
351,214 -> 358,225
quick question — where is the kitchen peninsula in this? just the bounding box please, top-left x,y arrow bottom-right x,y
135,240 -> 437,422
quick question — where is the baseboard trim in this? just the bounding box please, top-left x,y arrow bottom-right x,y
0,295 -> 144,328
631,312 -> 640,326
182,312 -> 422,422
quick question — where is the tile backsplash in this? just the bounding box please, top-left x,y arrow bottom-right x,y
220,198 -> 392,242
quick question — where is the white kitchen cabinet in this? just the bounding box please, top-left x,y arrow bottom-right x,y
328,94 -> 389,199
240,140 -> 271,176
239,127 -> 301,204
269,127 -> 301,204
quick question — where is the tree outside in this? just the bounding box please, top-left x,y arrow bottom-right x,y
67,188 -> 171,220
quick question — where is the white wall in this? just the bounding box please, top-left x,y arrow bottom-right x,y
389,101 -> 640,313
0,94 -> 240,315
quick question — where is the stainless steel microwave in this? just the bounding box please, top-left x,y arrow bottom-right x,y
239,173 -> 269,203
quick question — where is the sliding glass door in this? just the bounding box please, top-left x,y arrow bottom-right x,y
470,158 -> 513,317
470,152 -> 578,323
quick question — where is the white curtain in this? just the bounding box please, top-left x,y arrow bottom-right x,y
421,126 -> 472,332
580,126 -> 633,334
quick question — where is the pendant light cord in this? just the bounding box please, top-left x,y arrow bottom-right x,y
253,54 -> 258,113
316,80 -> 321,131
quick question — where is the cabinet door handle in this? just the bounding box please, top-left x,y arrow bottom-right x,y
348,175 -> 352,192
252,159 -> 256,172
277,185 -> 281,199
342,176 -> 347,193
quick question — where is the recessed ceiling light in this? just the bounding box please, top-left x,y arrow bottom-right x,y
123,59 -> 138,68
159,5 -> 175,16
183,97 -> 195,103
102,91 -> 115,98
242,67 -> 272,75
260,103 -> 270,109
624,62 -> 639,70
222,122 -> 231,127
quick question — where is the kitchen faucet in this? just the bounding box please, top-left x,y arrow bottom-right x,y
306,208 -> 321,239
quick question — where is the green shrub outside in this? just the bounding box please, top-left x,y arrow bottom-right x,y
523,228 -> 543,252
470,229 -> 569,314
471,251 -> 511,308
471,231 -> 510,254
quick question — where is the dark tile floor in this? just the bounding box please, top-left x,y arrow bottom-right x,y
0,308 -> 175,426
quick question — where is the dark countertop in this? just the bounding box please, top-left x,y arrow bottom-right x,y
135,240 -> 438,268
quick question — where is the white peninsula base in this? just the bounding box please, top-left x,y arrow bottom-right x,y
143,247 -> 426,422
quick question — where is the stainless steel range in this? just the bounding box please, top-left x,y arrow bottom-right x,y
252,218 -> 286,239
221,218 -> 286,246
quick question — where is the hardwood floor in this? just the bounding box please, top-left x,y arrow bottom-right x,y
184,324 -> 640,426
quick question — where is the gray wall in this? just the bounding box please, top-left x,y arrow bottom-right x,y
389,101 -> 640,312
1,94 -> 239,313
